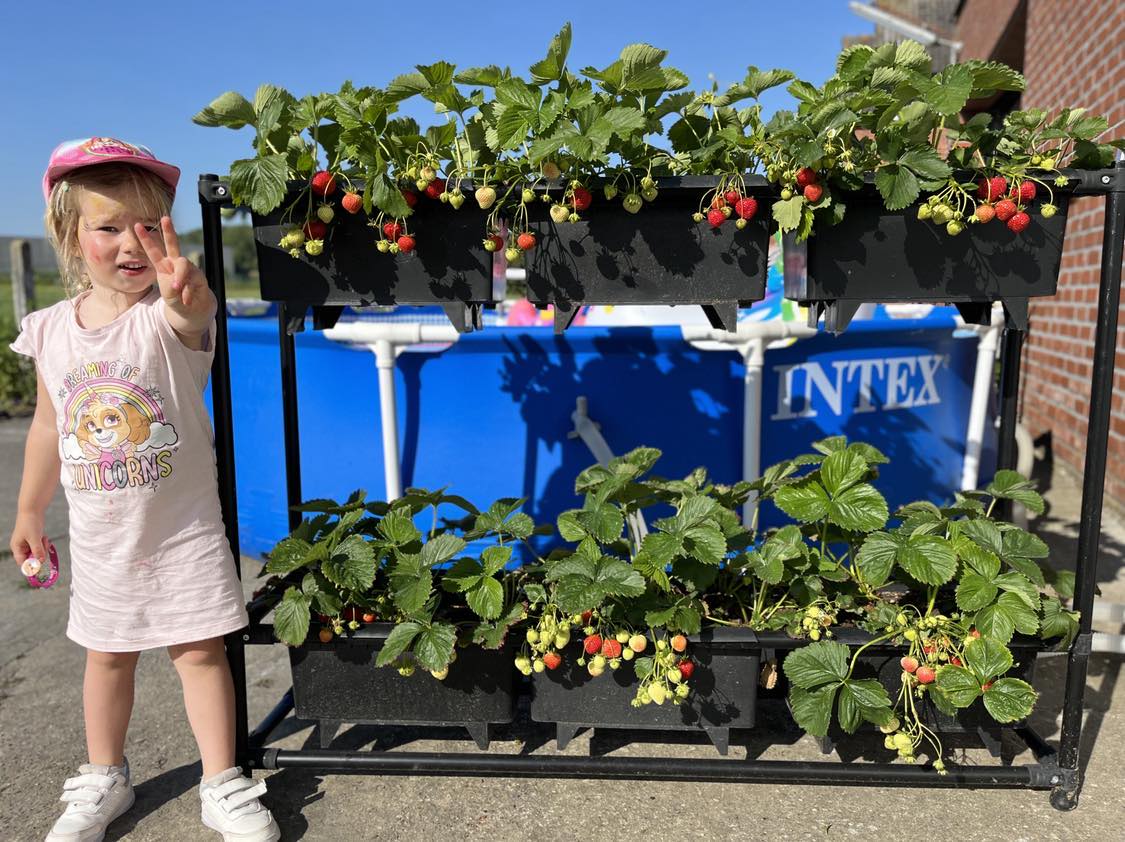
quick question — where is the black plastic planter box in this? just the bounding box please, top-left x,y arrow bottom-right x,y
251,182 -> 495,332
288,624 -> 515,749
783,183 -> 1073,333
767,630 -> 1041,757
529,627 -> 760,755
521,176 -> 773,332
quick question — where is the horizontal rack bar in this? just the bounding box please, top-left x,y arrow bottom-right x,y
250,747 -> 1054,789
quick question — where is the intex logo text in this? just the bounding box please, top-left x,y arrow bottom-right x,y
771,354 -> 947,420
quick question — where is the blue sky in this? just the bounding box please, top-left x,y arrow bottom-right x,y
0,1 -> 871,237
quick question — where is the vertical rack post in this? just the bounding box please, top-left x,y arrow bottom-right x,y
279,306 -> 303,530
994,327 -> 1024,521
1052,163 -> 1125,810
197,175 -> 249,768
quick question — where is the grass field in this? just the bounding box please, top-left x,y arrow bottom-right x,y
0,277 -> 263,326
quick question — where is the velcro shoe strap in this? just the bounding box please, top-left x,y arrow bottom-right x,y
214,778 -> 267,810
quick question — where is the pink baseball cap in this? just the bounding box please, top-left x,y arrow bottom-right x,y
43,137 -> 180,202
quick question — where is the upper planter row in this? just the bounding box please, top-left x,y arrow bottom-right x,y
195,25 -> 1121,333
245,172 -> 1073,334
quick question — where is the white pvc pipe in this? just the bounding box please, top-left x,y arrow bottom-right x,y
682,321 -> 818,526
742,338 -> 766,525
324,321 -> 462,502
961,322 -> 1002,491
570,397 -> 649,543
374,339 -> 401,501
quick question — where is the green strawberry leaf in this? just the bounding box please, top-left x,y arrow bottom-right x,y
934,665 -> 982,708
466,576 -> 504,620
321,534 -> 377,592
963,636 -> 1014,683
982,678 -> 1037,723
375,621 -> 422,667
782,640 -> 849,690
412,622 -> 458,672
789,684 -> 837,737
273,587 -> 312,646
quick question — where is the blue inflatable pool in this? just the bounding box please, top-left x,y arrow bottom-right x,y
208,309 -> 995,560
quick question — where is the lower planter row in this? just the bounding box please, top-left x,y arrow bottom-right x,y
287,624 -> 1039,755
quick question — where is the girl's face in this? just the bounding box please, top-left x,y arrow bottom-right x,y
75,183 -> 162,297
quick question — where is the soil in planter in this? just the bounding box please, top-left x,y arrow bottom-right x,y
288,627 -> 515,750
251,185 -> 495,331
784,190 -> 1071,333
530,630 -> 760,755
521,178 -> 772,332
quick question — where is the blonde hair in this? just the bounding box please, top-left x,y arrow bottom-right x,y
44,163 -> 174,298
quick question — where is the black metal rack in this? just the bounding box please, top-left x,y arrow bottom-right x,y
198,163 -> 1124,810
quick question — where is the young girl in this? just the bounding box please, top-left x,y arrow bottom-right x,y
9,137 -> 280,842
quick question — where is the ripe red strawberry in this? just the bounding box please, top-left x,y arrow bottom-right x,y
600,639 -> 623,659
710,195 -> 727,210
311,170 -> 337,197
975,203 -> 996,223
723,189 -> 741,205
583,634 -> 603,655
900,656 -> 919,674
677,660 -> 695,680
383,221 -> 403,240
734,197 -> 758,220
916,666 -> 936,685
950,656 -> 963,667
486,234 -> 505,251
977,176 -> 1007,201
517,232 -> 537,251
303,219 -> 327,240
1011,180 -> 1036,202
570,185 -> 593,211
581,610 -> 593,624
342,192 -> 363,214
1007,211 -> 1031,233
796,167 -> 818,189
803,183 -> 824,203
994,199 -> 1018,222
361,611 -> 376,623
542,651 -> 562,670
396,234 -> 416,253
707,208 -> 726,228
425,178 -> 446,200
401,189 -> 418,208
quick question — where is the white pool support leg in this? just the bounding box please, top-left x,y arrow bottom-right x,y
324,321 -> 461,501
961,319 -> 1003,491
682,321 -> 818,526
374,339 -> 402,501
569,397 -> 649,544
742,338 -> 766,524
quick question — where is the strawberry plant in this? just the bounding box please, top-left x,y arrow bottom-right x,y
776,452 -> 1076,771
264,488 -> 549,679
761,40 -> 1124,241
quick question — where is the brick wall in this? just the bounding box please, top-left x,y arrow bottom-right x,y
1018,1 -> 1125,501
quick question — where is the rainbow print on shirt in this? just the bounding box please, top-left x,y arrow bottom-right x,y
57,359 -> 178,492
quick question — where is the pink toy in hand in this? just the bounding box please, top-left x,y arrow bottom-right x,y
21,542 -> 59,588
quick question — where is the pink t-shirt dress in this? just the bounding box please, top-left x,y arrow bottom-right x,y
11,288 -> 249,651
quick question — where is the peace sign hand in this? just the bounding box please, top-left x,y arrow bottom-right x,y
135,217 -> 216,339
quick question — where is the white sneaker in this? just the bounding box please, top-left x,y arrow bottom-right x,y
45,759 -> 134,842
199,767 -> 281,841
